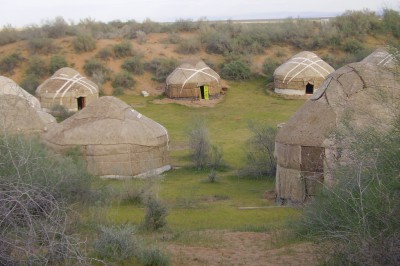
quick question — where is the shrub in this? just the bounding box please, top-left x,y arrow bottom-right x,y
0,53 -> 24,75
113,41 -> 133,58
220,60 -> 251,80
50,104 -> 74,121
49,54 -> 68,74
26,56 -> 48,78
73,34 -> 96,52
262,58 -> 279,83
0,25 -> 20,45
343,39 -> 365,54
93,225 -> 138,261
112,71 -> 136,89
41,16 -> 69,38
334,10 -> 381,37
138,247 -> 170,266
20,74 -> 40,95
83,58 -> 112,81
143,196 -> 168,231
96,47 -> 113,61
113,87 -> 124,96
175,38 -> 201,54
146,57 -> 179,82
122,56 -> 144,74
136,30 -> 147,44
28,37 -> 55,54
239,122 -> 277,178
383,9 -> 400,38
172,18 -> 197,32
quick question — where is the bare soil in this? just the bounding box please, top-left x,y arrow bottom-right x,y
167,231 -> 317,266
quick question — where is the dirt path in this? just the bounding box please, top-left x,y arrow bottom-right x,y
167,231 -> 317,266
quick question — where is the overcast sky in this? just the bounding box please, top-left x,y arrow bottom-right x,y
0,0 -> 399,27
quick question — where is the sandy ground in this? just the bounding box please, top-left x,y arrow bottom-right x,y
167,231 -> 317,266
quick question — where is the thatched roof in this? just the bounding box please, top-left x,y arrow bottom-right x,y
273,51 -> 334,83
166,60 -> 220,87
0,76 -> 41,110
36,67 -> 98,96
276,61 -> 400,146
361,47 -> 398,68
0,94 -> 56,134
44,96 -> 168,147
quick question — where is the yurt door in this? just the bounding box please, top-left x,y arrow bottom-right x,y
77,97 -> 86,110
200,85 -> 209,100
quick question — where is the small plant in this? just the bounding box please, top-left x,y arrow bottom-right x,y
73,34 -> 96,53
26,56 -> 48,78
112,71 -> 136,89
0,53 -> 24,75
262,58 -> 279,82
28,37 -> 55,54
138,246 -> 170,266
143,196 -> 168,231
93,225 -> 138,261
175,38 -> 200,54
207,170 -> 217,183
146,58 -> 179,82
96,47 -> 113,61
221,60 -> 251,80
49,54 -> 68,74
113,41 -> 133,58
83,58 -> 112,80
343,39 -> 365,54
136,30 -> 147,44
20,74 -> 40,95
122,56 -> 144,74
50,105 -> 73,121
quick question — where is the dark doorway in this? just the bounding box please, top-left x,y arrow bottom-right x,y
77,97 -> 86,110
200,86 -> 205,99
306,83 -> 314,94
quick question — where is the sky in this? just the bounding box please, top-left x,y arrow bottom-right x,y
0,0 -> 399,27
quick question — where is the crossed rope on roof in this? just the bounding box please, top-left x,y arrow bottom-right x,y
283,57 -> 332,83
51,73 -> 98,104
176,67 -> 220,94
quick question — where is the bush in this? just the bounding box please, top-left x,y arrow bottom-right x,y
112,71 -> 136,89
83,58 -> 112,81
49,54 -> 68,74
50,104 -> 74,121
146,57 -> 179,82
122,56 -> 144,74
28,37 -> 55,54
239,122 -> 277,178
26,56 -> 48,78
383,9 -> 400,38
138,247 -> 170,266
143,196 -> 168,231
73,34 -> 96,52
343,38 -> 365,54
220,60 -> 251,80
0,25 -> 20,45
93,225 -> 138,261
96,47 -> 114,61
113,41 -> 133,58
20,74 -> 40,95
41,16 -> 69,38
175,38 -> 201,54
0,53 -> 24,75
136,30 -> 147,44
262,58 -> 279,82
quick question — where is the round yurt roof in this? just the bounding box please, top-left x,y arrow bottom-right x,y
44,96 -> 168,147
361,47 -> 398,68
0,76 -> 41,110
0,94 -> 56,134
273,51 -> 334,82
276,61 -> 400,146
166,60 -> 220,86
36,67 -> 98,95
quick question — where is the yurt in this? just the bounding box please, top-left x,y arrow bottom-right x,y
166,60 -> 221,99
0,76 -> 41,110
43,96 -> 170,178
274,59 -> 400,204
0,94 -> 56,135
361,47 -> 397,68
273,51 -> 334,97
36,67 -> 99,112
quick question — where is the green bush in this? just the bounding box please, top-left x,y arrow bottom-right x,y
146,57 -> 179,82
122,56 -> 144,74
73,34 -> 96,52
41,16 -> 69,38
113,41 -> 133,58
93,225 -> 138,261
83,58 -> 112,81
143,196 -> 168,231
334,10 -> 381,37
383,9 -> 400,38
262,58 -> 279,83
26,56 -> 48,78
138,247 -> 170,266
343,39 -> 365,54
28,37 -> 55,54
0,25 -> 21,45
49,55 -> 68,74
20,74 -> 40,95
0,53 -> 24,75
112,71 -> 136,89
220,60 -> 251,80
